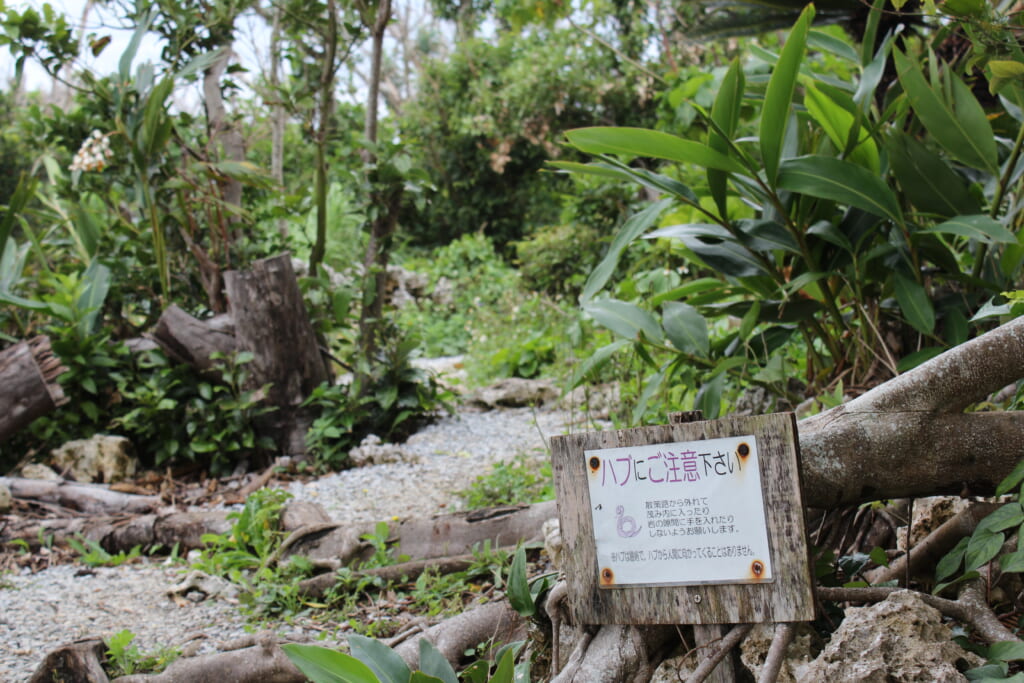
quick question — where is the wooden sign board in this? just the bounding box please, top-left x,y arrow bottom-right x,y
550,412 -> 814,625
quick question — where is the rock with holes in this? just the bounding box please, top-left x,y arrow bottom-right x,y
796,590 -> 982,681
51,434 -> 137,483
469,378 -> 559,410
739,623 -> 819,682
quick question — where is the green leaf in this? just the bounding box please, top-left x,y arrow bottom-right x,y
935,536 -> 969,584
280,644 -> 380,683
580,199 -> 671,302
807,29 -> 859,64
892,272 -> 935,335
583,299 -> 664,343
777,155 -> 902,223
695,372 -> 726,420
1000,549 -> 1024,573
868,546 -> 889,567
347,635 -> 410,683
988,641 -> 1024,662
417,640 -> 458,683
997,460 -> 1024,496
508,546 -> 535,616
489,647 -> 517,683
965,530 -> 1005,571
978,503 -> 1024,533
893,48 -> 998,174
409,674 -> 444,683
804,83 -> 880,174
565,127 -> 746,174
570,340 -> 629,387
896,347 -> 943,373
708,59 -> 745,217
761,4 -> 815,183
662,302 -> 710,356
886,135 -> 981,219
921,215 -> 1017,245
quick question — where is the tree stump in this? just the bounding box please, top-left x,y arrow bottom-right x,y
223,253 -> 329,454
0,336 -> 68,442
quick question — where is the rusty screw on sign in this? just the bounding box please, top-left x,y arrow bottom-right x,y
736,442 -> 751,460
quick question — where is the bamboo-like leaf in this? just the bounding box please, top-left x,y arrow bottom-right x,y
885,134 -> 980,218
807,29 -> 859,63
280,644 -> 380,683
347,635 -> 411,683
584,299 -> 664,343
580,199 -> 671,303
662,302 -> 710,356
893,48 -> 998,174
708,59 -> 745,217
508,546 -> 535,616
760,4 -> 815,184
777,155 -> 902,222
892,271 -> 935,334
570,340 -> 629,387
804,83 -> 880,174
566,127 -> 746,174
921,215 -> 1017,244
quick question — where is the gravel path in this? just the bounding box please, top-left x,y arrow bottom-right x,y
0,405 -> 589,681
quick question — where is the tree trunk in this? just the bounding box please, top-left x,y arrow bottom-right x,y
797,314 -> 1024,507
0,336 -> 67,442
223,254 -> 329,454
0,476 -> 161,515
203,47 -> 245,230
308,0 -> 338,278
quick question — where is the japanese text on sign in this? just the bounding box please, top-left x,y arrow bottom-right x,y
585,435 -> 773,588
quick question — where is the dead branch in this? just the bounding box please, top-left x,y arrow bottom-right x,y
687,624 -> 753,683
758,623 -> 796,683
298,552 -> 482,599
114,635 -> 304,682
0,476 -> 161,514
392,600 -> 525,670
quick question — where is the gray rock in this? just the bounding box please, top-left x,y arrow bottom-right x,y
0,482 -> 11,513
470,378 -> 559,409
50,434 -> 137,483
740,623 -> 818,682
20,463 -> 60,480
349,434 -> 419,467
797,590 -> 982,681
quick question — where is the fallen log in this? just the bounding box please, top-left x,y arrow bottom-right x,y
113,637 -> 305,683
0,476 -> 161,515
149,305 -> 237,373
27,637 -> 108,683
392,600 -> 526,670
0,336 -> 67,442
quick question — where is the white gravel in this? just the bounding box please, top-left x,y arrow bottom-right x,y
0,405 -> 592,681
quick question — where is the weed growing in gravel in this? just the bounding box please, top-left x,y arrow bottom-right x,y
104,629 -> 180,677
458,454 -> 555,509
68,536 -> 142,567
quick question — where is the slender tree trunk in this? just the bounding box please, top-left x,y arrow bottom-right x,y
308,0 -> 338,279
270,4 -> 288,239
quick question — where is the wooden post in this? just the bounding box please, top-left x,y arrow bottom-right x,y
0,336 -> 68,442
223,254 -> 330,454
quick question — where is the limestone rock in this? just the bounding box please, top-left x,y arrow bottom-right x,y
51,434 -> 137,483
543,517 -> 562,569
798,590 -> 983,682
349,434 -> 418,467
897,496 -> 973,551
169,570 -> 240,603
0,482 -> 11,512
558,383 -> 620,420
469,378 -> 559,409
740,623 -> 819,682
19,463 -> 60,480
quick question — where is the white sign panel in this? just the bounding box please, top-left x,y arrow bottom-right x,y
585,434 -> 772,588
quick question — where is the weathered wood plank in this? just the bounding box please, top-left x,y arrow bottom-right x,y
551,413 -> 814,625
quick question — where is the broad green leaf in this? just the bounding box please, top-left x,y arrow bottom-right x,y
941,0 -> 987,18
1,174 -> 38,266
119,7 -> 154,80
280,644 -> 380,683
935,536 -> 969,583
679,235 -> 769,278
489,647 -> 517,683
580,199 -> 671,302
1000,549 -> 1024,573
921,215 -> 1017,244
892,272 -> 935,334
584,299 -> 664,343
886,135 -> 980,219
708,59 -> 745,217
409,674 -> 445,683
737,219 -> 801,253
893,48 -> 998,174
633,367 -> 667,424
347,634 -> 411,683
978,503 -> 1024,533
662,302 -> 710,356
807,29 -> 859,63
761,4 -> 815,183
566,127 -> 746,174
965,529 -> 1005,571
738,300 -> 761,340
997,460 -> 1024,496
804,83 -> 879,174
777,156 -> 902,223
989,641 -> 1024,662
547,160 -> 642,182
417,640 -> 458,683
508,546 -> 535,616
808,220 -> 853,252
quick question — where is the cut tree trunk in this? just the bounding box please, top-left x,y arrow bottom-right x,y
0,336 -> 67,442
222,254 -> 330,454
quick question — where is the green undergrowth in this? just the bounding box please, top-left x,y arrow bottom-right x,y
458,453 -> 555,509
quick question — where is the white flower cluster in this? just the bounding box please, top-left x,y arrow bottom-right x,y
69,130 -> 113,172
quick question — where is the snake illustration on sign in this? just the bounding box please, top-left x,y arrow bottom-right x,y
585,434 -> 773,588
